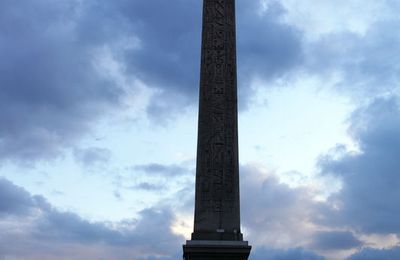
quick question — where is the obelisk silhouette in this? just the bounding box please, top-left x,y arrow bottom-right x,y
183,0 -> 251,259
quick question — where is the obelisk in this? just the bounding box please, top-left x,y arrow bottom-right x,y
183,0 -> 251,259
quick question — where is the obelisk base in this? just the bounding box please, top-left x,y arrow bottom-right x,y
183,240 -> 251,260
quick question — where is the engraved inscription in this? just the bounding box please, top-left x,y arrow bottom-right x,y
194,0 -> 240,232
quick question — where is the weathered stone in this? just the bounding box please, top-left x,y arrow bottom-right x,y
183,0 -> 251,259
194,0 -> 240,240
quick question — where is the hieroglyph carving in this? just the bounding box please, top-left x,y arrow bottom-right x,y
195,0 -> 239,230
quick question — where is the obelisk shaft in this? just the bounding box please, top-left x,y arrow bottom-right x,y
192,0 -> 242,241
183,0 -> 251,258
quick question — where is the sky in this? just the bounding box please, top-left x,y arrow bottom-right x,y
1,0 -> 400,259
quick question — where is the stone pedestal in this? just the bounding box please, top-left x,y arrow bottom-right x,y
183,240 -> 251,260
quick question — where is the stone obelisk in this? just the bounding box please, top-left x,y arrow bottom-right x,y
183,0 -> 251,259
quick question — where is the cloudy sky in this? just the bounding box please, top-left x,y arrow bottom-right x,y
1,0 -> 400,259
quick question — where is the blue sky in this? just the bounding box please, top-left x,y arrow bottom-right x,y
1,0 -> 400,259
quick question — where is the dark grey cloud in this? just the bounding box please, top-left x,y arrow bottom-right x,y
250,247 -> 325,260
137,255 -> 181,260
307,15 -> 400,97
0,178 -> 35,216
0,0 -> 126,163
347,246 -> 400,260
237,1 -> 303,81
236,1 -> 304,108
1,0 -> 305,162
117,0 -> 304,117
35,207 -> 180,249
318,97 -> 400,234
73,147 -> 111,166
240,165 -> 321,247
311,231 -> 361,250
0,178 -> 183,259
117,0 -> 305,112
116,0 -> 202,94
36,210 -> 125,245
132,182 -> 166,191
134,163 -> 188,177
238,164 -> 370,257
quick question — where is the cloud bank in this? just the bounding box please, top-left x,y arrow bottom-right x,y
0,0 -> 306,163
0,178 -> 183,260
